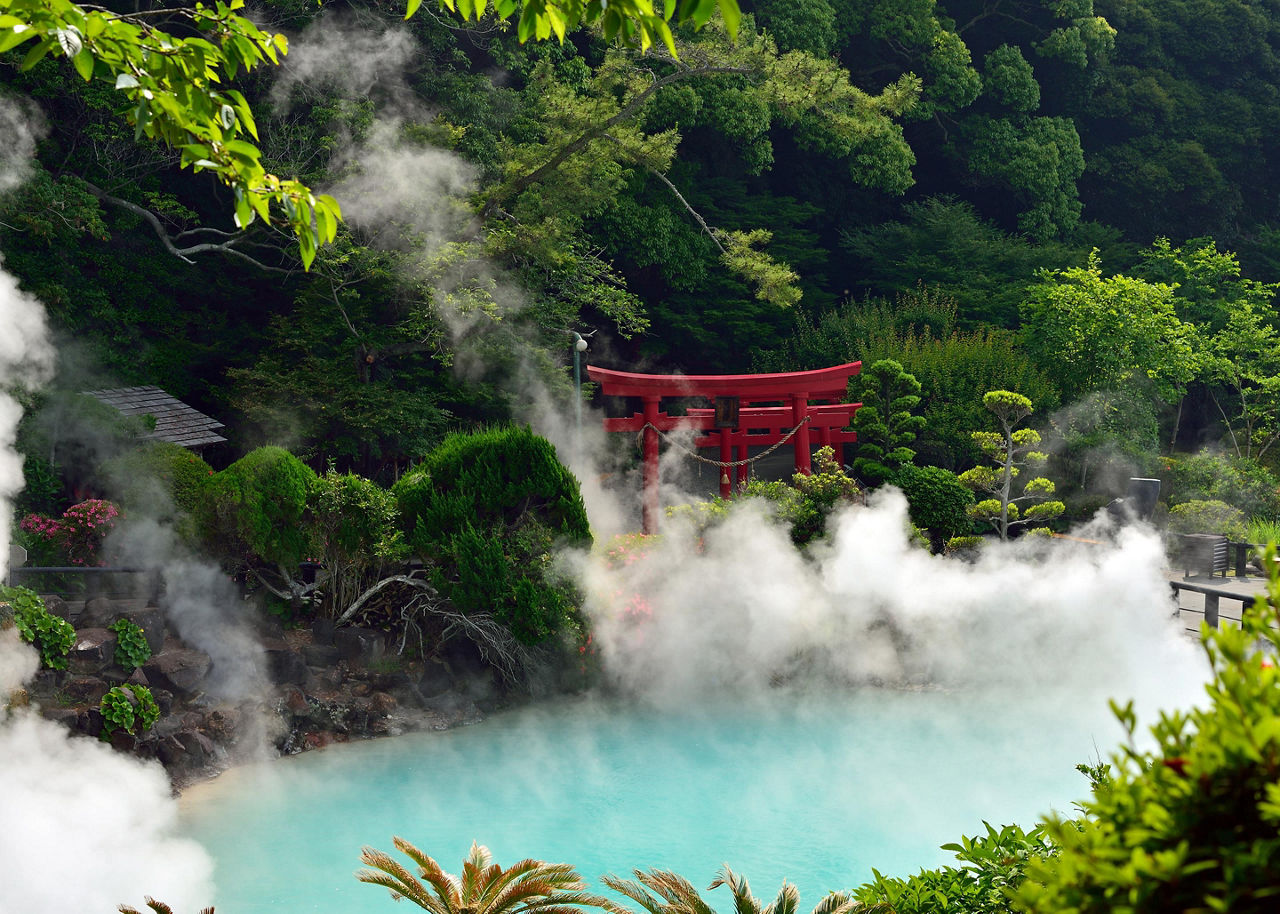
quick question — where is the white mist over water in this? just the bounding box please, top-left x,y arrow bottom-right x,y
0,98 -> 217,914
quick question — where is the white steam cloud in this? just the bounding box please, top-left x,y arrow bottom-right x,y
0,94 -> 45,195
571,487 -> 1209,720
0,100 -> 217,913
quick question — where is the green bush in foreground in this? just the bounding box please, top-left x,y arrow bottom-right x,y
0,584 -> 74,670
1016,543 -> 1280,912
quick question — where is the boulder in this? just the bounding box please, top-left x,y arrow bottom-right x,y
119,607 -> 167,655
80,597 -> 116,628
303,643 -> 342,667
63,675 -> 110,706
265,645 -> 309,686
69,628 -> 117,671
334,627 -> 385,665
143,648 -> 212,694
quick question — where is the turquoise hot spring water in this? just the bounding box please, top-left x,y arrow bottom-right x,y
180,687 -> 1114,913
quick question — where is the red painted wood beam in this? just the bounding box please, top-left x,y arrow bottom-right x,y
587,362 -> 861,399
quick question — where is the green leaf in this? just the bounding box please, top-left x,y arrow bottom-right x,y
115,72 -> 140,89
716,0 -> 739,38
405,0 -> 422,16
20,37 -> 55,71
72,48 -> 94,81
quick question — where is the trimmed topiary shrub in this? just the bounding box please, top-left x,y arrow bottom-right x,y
393,426 -> 589,645
0,585 -> 74,670
102,440 -> 213,518
892,464 -> 974,553
1168,499 -> 1248,540
203,446 -> 317,569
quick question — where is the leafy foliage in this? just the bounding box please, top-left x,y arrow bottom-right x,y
1166,500 -> 1248,540
98,683 -> 160,739
393,426 -> 589,644
1020,251 -> 1199,403
892,464 -> 974,554
307,468 -> 408,619
1160,450 -> 1280,519
108,618 -> 152,673
1,584 -> 73,670
1017,543 -> 1280,912
851,822 -> 1054,914
0,0 -> 340,266
604,863 -> 854,914
202,446 -> 316,570
357,838 -> 620,914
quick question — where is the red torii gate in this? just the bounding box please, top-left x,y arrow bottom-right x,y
587,362 -> 863,533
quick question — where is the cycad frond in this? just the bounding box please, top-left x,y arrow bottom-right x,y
117,899 -> 212,914
358,845 -> 449,914
601,873 -> 672,914
765,882 -> 798,914
708,866 -> 760,914
809,891 -> 855,914
393,837 -> 464,911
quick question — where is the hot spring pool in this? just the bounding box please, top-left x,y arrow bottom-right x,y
181,689 -> 1112,913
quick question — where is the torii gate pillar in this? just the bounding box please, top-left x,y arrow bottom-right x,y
642,396 -> 661,534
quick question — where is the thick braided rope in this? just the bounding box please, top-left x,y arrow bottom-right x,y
639,416 -> 812,469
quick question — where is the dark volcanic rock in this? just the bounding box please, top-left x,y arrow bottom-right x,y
265,645 -> 309,685
64,675 -> 110,706
143,648 -> 212,694
418,660 -> 453,698
120,607 -> 167,655
70,628 -> 117,671
334,627 -> 385,665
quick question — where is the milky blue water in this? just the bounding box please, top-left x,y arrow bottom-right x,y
181,689 -> 1109,913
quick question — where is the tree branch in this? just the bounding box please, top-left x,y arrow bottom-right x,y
82,180 -> 295,273
486,63 -> 751,211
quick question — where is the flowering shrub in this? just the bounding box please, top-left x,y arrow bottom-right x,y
19,498 -> 121,566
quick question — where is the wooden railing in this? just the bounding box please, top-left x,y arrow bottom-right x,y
6,565 -> 161,602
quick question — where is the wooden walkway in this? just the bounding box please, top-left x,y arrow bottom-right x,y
1170,572 -> 1271,633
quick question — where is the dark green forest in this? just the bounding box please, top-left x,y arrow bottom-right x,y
5,0 -> 1280,516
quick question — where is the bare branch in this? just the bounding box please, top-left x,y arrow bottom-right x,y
82,181 -> 294,273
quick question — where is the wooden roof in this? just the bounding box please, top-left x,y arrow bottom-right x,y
86,386 -> 227,449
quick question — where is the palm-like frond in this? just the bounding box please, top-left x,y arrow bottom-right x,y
602,869 -> 718,914
359,838 -> 620,914
117,899 -> 213,914
708,866 -> 761,914
809,891 -> 856,914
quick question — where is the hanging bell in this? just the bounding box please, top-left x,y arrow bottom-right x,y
721,471 -> 730,485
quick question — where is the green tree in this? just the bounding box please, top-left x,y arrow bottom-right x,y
851,358 -> 925,487
1203,299 -> 1280,462
958,390 -> 1064,540
358,839 -> 621,914
1020,250 -> 1199,403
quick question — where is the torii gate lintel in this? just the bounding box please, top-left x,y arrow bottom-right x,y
587,363 -> 863,534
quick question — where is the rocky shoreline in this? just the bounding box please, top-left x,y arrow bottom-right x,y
16,583 -> 524,789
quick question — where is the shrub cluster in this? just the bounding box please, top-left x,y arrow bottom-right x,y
19,498 -> 121,566
394,426 -> 590,645
0,585 -> 74,670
